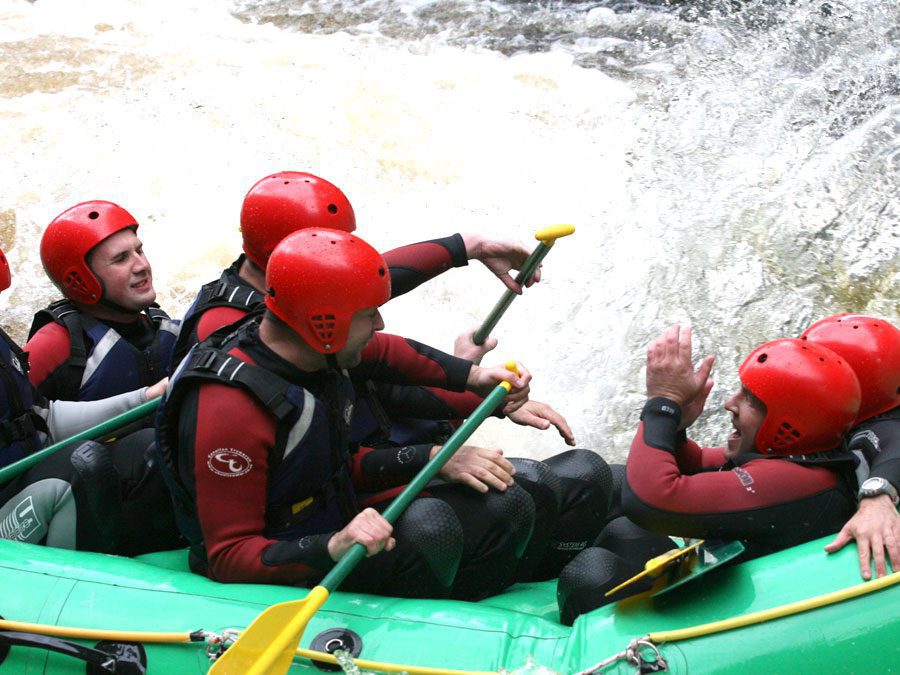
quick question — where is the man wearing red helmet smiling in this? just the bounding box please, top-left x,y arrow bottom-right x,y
557,324 -> 862,624
25,201 -> 179,402
156,229 -> 536,599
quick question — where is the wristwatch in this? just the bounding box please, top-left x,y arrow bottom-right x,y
858,477 -> 899,506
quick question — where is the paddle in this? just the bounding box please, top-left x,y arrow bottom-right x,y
208,363 -> 521,675
604,539 -> 706,597
0,398 -> 160,485
473,224 -> 575,345
651,540 -> 745,598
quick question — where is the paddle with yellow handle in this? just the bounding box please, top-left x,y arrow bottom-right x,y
473,224 -> 575,345
604,539 -> 706,597
208,363 -> 523,675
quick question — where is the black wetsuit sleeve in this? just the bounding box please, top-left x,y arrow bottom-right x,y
849,412 -> 900,490
354,444 -> 434,490
383,234 -> 468,298
261,533 -> 335,570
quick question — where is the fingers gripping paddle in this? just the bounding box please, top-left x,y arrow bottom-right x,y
473,224 -> 575,345
0,398 -> 160,485
208,363 -> 521,675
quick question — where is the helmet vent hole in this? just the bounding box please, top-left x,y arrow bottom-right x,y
283,181 -> 290,185
64,271 -> 90,295
378,267 -> 385,277
88,211 -> 99,219
773,422 -> 801,449
757,353 -> 768,363
819,357 -> 825,362
327,204 -> 338,214
310,314 -> 336,342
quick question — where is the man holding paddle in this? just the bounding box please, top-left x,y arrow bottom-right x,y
0,247 -> 178,555
157,229 -> 536,599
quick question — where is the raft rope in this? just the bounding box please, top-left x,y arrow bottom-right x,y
4,570 -> 897,675
575,569 -> 900,674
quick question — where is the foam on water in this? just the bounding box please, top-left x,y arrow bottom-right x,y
1,0 -> 896,459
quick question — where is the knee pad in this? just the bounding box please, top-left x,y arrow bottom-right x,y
537,450 -> 613,577
69,441 -> 121,553
557,547 -> 644,626
482,483 -> 535,559
395,497 -> 464,592
509,458 -> 560,581
594,516 -> 675,564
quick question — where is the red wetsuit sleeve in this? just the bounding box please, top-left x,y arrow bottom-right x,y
623,421 -> 848,542
24,323 -> 72,391
382,235 -> 468,298
192,382 -> 327,584
196,306 -> 251,343
674,437 -> 726,472
356,333 -> 471,391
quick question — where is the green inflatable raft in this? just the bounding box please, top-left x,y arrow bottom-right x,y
0,535 -> 897,674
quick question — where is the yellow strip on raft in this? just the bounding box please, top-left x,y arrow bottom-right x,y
0,619 -> 195,643
648,569 -> 900,643
294,646 -> 495,675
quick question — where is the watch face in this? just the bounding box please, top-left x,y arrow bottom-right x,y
862,477 -> 886,490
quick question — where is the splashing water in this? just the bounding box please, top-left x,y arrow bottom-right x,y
0,0 -> 896,460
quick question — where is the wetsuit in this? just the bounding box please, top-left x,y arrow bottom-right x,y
0,328 -> 179,554
169,234 -> 470,372
25,300 -> 179,401
558,397 -> 856,624
157,318 -> 531,599
352,382 -> 614,583
846,406 -> 900,491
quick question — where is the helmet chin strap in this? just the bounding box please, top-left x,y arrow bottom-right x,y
325,353 -> 340,372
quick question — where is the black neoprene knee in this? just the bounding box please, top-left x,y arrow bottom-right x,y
390,497 -> 464,597
557,546 -> 645,626
509,457 -> 561,582
536,449 -> 613,579
69,441 -> 121,554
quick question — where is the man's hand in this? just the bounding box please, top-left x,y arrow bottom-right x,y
145,377 -> 169,400
466,362 -> 531,414
328,508 -> 396,561
461,233 -> 541,294
825,494 -> 900,579
646,325 -> 714,419
507,400 -> 576,446
453,327 -> 498,365
434,444 -> 516,493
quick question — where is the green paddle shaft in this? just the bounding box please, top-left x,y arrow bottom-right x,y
0,398 -> 160,485
320,380 -> 512,593
473,224 -> 574,346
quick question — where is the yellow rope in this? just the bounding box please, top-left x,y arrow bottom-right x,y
648,569 -> 900,643
0,618 -> 195,643
294,646 -> 495,675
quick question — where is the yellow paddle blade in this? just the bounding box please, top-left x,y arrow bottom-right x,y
604,540 -> 704,597
209,586 -> 330,675
534,224 -> 575,244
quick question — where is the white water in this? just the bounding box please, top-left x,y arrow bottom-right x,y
1,0 -> 897,461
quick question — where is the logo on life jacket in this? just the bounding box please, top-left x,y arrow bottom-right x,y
207,448 -> 253,477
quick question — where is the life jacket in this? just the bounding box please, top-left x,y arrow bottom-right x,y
28,300 -> 180,401
169,262 -> 265,373
0,329 -> 47,472
155,322 -> 360,559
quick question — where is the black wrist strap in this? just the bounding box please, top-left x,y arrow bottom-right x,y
640,397 -> 683,453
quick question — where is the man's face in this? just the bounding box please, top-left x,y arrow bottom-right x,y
723,386 -> 767,459
336,307 -> 384,368
87,228 -> 156,311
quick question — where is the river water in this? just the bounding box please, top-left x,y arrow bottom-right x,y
0,0 -> 897,460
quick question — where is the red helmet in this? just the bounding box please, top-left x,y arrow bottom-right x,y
739,338 -> 861,456
240,171 -> 357,270
265,228 -> 390,354
801,314 -> 900,423
41,200 -> 139,305
0,248 -> 10,293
